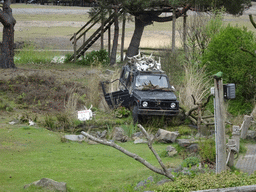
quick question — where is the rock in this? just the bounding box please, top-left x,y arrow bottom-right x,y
246,130 -> 256,140
9,119 -> 19,125
112,127 -> 128,142
96,130 -> 107,139
166,145 -> 177,157
64,135 -> 85,142
187,143 -> 199,153
155,129 -> 179,143
157,179 -> 171,185
177,139 -> 196,147
134,138 -> 148,144
132,131 -> 144,140
135,176 -> 154,190
24,178 -> 67,192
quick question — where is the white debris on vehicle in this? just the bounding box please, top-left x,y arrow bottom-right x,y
127,51 -> 163,72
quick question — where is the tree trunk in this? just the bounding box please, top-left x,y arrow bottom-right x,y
126,17 -> 145,58
110,9 -> 119,65
0,0 -> 16,68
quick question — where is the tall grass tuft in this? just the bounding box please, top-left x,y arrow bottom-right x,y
179,62 -> 211,110
14,43 -> 57,64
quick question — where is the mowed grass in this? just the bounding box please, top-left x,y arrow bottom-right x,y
0,124 -> 183,192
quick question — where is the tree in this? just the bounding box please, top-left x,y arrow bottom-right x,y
202,26 -> 256,101
122,0 -> 251,57
0,0 -> 16,68
81,124 -> 175,180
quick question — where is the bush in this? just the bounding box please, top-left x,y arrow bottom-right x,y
202,25 -> 256,114
77,49 -> 109,66
159,171 -> 256,192
181,156 -> 200,168
198,138 -> 216,163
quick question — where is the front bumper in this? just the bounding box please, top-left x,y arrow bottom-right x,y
138,108 -> 179,116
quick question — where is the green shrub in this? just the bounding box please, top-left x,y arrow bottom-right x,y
77,49 -> 109,66
202,25 -> 256,114
159,171 -> 256,192
15,43 -> 55,64
181,156 -> 200,168
198,138 -> 216,163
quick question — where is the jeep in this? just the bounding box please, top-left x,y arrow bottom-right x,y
101,59 -> 179,123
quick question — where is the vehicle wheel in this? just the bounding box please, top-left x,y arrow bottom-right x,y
132,105 -> 139,124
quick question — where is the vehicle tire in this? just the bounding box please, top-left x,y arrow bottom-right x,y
132,105 -> 139,124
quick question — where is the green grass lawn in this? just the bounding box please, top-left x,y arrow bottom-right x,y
0,124 -> 183,192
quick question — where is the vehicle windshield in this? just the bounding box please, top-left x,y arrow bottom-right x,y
135,75 -> 169,90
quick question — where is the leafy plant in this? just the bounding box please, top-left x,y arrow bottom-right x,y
121,123 -> 137,138
181,156 -> 200,168
202,25 -> 256,114
198,138 -> 216,163
159,171 -> 256,192
77,49 -> 109,66
115,106 -> 131,118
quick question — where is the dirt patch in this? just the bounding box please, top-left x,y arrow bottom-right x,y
0,72 -> 87,113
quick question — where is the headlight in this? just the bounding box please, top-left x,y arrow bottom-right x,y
142,101 -> 148,107
170,102 -> 176,109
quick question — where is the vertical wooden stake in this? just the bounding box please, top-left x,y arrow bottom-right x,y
101,10 -> 104,50
214,78 -> 226,173
172,11 -> 176,53
183,12 -> 187,57
108,11 -> 111,60
74,33 -> 77,62
121,11 -> 126,62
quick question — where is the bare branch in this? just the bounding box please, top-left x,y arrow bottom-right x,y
137,124 -> 174,180
81,131 -> 174,180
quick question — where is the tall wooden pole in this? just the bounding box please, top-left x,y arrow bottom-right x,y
121,11 -> 126,62
108,10 -> 111,59
214,72 -> 226,174
101,9 -> 104,50
172,11 -> 176,53
183,12 -> 187,57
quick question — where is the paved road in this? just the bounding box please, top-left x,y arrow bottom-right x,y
236,144 -> 256,175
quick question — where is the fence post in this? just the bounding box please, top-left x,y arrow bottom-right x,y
240,115 -> 252,139
214,72 -> 226,173
74,33 -> 77,62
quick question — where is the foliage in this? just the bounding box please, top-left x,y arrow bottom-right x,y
77,49 -> 109,66
121,123 -> 137,138
181,156 -> 200,168
14,43 -> 56,64
202,26 -> 256,103
158,171 -> 256,192
115,106 -> 131,118
198,138 -> 216,163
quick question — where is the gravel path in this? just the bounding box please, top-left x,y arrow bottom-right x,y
12,7 -> 89,15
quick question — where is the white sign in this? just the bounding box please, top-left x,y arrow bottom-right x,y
78,110 -> 92,121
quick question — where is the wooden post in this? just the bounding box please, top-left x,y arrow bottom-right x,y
172,11 -> 176,52
121,11 -> 126,62
214,73 -> 226,173
83,32 -> 86,59
73,33 -> 77,62
101,10 -> 104,50
240,115 -> 252,139
183,12 -> 187,57
108,11 -> 111,60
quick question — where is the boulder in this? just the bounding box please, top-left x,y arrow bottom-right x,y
187,143 -> 199,153
24,178 -> 67,192
134,138 -> 148,144
166,145 -> 177,157
155,129 -> 179,143
135,176 -> 154,190
177,139 -> 196,147
112,127 -> 128,142
64,135 -> 85,142
246,130 -> 256,140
